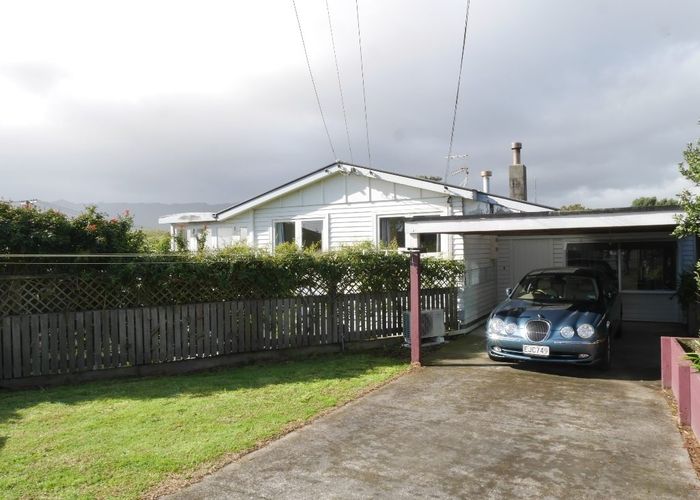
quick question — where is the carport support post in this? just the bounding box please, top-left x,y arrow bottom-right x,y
409,249 -> 421,366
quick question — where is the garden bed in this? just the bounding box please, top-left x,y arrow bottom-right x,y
661,337 -> 700,441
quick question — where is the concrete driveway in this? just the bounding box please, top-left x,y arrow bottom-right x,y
167,323 -> 699,499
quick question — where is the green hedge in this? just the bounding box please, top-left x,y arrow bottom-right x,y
2,243 -> 464,301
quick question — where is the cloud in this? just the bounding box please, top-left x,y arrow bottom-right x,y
0,0 -> 698,211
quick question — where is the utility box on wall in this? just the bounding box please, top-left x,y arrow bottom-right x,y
403,309 -> 446,345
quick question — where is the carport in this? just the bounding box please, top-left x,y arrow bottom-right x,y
405,206 -> 696,328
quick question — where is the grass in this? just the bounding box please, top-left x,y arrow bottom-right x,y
0,352 -> 408,499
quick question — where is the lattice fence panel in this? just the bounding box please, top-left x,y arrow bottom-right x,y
1,268 -> 463,317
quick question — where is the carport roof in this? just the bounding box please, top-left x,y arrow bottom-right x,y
405,206 -> 683,236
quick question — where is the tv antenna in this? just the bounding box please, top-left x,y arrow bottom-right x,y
445,154 -> 469,187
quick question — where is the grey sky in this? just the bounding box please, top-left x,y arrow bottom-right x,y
1,0 -> 699,209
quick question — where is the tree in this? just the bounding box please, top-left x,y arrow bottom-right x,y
559,203 -> 589,212
673,135 -> 700,238
631,196 -> 678,207
672,134 -> 700,313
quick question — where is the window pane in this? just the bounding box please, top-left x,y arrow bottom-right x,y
620,242 -> 676,290
513,273 -> 599,302
379,217 -> 405,247
419,233 -> 440,253
274,222 -> 295,246
566,243 -> 618,282
301,220 -> 323,250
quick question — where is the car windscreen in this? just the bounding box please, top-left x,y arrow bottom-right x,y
512,274 -> 600,303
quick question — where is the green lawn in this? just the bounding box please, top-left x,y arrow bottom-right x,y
0,352 -> 408,499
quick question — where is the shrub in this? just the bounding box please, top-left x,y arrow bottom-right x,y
0,202 -> 146,254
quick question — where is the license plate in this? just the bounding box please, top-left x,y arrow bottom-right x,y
523,345 -> 550,357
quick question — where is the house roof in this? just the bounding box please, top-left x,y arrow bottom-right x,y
158,161 -> 554,225
158,212 -> 217,224
405,205 -> 682,236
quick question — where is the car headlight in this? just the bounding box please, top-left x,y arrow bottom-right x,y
577,323 -> 595,339
504,322 -> 518,335
488,318 -> 505,335
560,326 -> 575,339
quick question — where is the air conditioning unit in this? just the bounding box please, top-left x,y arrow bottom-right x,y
403,309 -> 446,345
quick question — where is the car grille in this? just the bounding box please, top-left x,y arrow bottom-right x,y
526,320 -> 550,342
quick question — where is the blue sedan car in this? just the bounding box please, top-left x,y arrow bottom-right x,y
486,267 -> 621,368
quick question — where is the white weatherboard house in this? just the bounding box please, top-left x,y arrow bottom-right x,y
159,156 -> 552,326
158,161 -> 552,259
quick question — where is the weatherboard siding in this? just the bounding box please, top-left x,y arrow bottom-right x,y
461,235 -> 498,325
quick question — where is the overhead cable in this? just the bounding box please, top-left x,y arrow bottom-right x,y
291,0 -> 337,159
354,0 -> 372,166
325,0 -> 354,162
444,0 -> 472,184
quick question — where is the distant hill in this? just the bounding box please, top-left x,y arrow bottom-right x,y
32,200 -> 234,229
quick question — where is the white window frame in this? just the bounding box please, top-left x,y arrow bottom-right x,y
272,217 -> 328,252
272,220 -> 296,250
376,214 -> 444,255
299,218 -> 326,251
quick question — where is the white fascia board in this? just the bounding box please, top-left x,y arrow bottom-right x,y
158,212 -> 217,225
348,165 -> 476,200
475,193 -> 553,212
405,210 -> 681,235
217,165 -> 343,221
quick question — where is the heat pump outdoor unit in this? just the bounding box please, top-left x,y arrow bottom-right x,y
403,309 -> 446,345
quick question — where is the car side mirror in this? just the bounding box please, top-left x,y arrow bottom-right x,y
505,288 -> 513,298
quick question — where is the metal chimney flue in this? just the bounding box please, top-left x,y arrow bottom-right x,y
508,141 -> 527,201
511,142 -> 522,165
480,170 -> 492,193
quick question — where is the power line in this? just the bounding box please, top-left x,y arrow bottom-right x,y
355,0 -> 372,166
291,0 -> 337,160
444,0 -> 472,184
325,0 -> 354,163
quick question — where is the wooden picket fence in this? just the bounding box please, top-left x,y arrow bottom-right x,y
0,288 -> 458,381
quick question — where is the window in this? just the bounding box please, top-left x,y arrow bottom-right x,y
566,243 -> 618,281
274,222 -> 295,247
379,217 -> 405,248
274,220 -> 324,250
513,272 -> 599,302
379,216 -> 440,252
419,233 -> 440,253
620,242 -> 676,290
301,220 -> 323,250
566,241 -> 677,291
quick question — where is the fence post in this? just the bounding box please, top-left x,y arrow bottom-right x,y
409,249 -> 421,366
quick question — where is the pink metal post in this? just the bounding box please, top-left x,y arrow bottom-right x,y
409,250 -> 421,366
